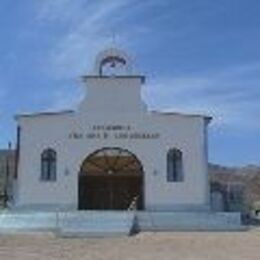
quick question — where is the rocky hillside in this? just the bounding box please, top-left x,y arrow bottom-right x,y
209,163 -> 260,209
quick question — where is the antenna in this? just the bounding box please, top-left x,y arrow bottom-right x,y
111,29 -> 117,47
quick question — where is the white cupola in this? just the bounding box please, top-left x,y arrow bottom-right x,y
93,48 -> 132,76
78,48 -> 147,114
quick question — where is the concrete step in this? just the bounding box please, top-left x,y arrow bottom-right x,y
0,211 -> 57,232
57,211 -> 135,237
0,210 -> 246,235
136,211 -> 246,231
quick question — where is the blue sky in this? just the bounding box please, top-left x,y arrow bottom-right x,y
0,0 -> 260,166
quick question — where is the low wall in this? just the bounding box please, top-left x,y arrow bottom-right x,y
136,211 -> 244,231
0,210 -> 245,234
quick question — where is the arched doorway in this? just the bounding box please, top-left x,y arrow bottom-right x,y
78,148 -> 144,210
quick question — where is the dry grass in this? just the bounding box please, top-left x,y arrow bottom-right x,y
0,229 -> 259,260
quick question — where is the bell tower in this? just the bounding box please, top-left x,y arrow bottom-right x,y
78,48 -> 147,114
94,48 -> 132,76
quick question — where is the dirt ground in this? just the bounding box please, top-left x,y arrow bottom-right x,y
0,229 -> 259,260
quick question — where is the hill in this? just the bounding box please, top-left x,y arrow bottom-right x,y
209,163 -> 260,210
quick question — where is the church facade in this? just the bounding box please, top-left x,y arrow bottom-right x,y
12,48 -> 211,212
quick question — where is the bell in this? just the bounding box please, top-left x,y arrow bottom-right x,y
110,60 -> 116,68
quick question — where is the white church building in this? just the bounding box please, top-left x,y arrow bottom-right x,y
5,48 -> 242,233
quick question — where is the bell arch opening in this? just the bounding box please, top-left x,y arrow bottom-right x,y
78,147 -> 144,210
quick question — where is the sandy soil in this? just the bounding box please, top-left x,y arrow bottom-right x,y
0,229 -> 259,260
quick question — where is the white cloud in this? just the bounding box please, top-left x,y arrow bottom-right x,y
36,0 -> 81,23
143,62 -> 260,129
48,87 -> 84,111
37,0 -> 135,79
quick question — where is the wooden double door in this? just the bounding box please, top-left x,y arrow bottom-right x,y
79,175 -> 143,210
78,148 -> 144,210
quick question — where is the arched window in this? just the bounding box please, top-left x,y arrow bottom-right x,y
167,148 -> 183,182
41,149 -> 57,181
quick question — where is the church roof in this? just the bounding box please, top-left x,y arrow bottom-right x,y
15,110 -> 74,119
15,110 -> 212,122
151,111 -> 212,122
81,75 -> 145,83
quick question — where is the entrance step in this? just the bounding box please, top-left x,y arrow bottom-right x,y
0,211 -> 56,233
136,211 -> 246,231
0,210 -> 245,235
57,211 -> 136,237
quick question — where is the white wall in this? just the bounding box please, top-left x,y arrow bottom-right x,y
14,76 -> 210,211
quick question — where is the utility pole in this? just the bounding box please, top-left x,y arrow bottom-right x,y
4,142 -> 12,208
